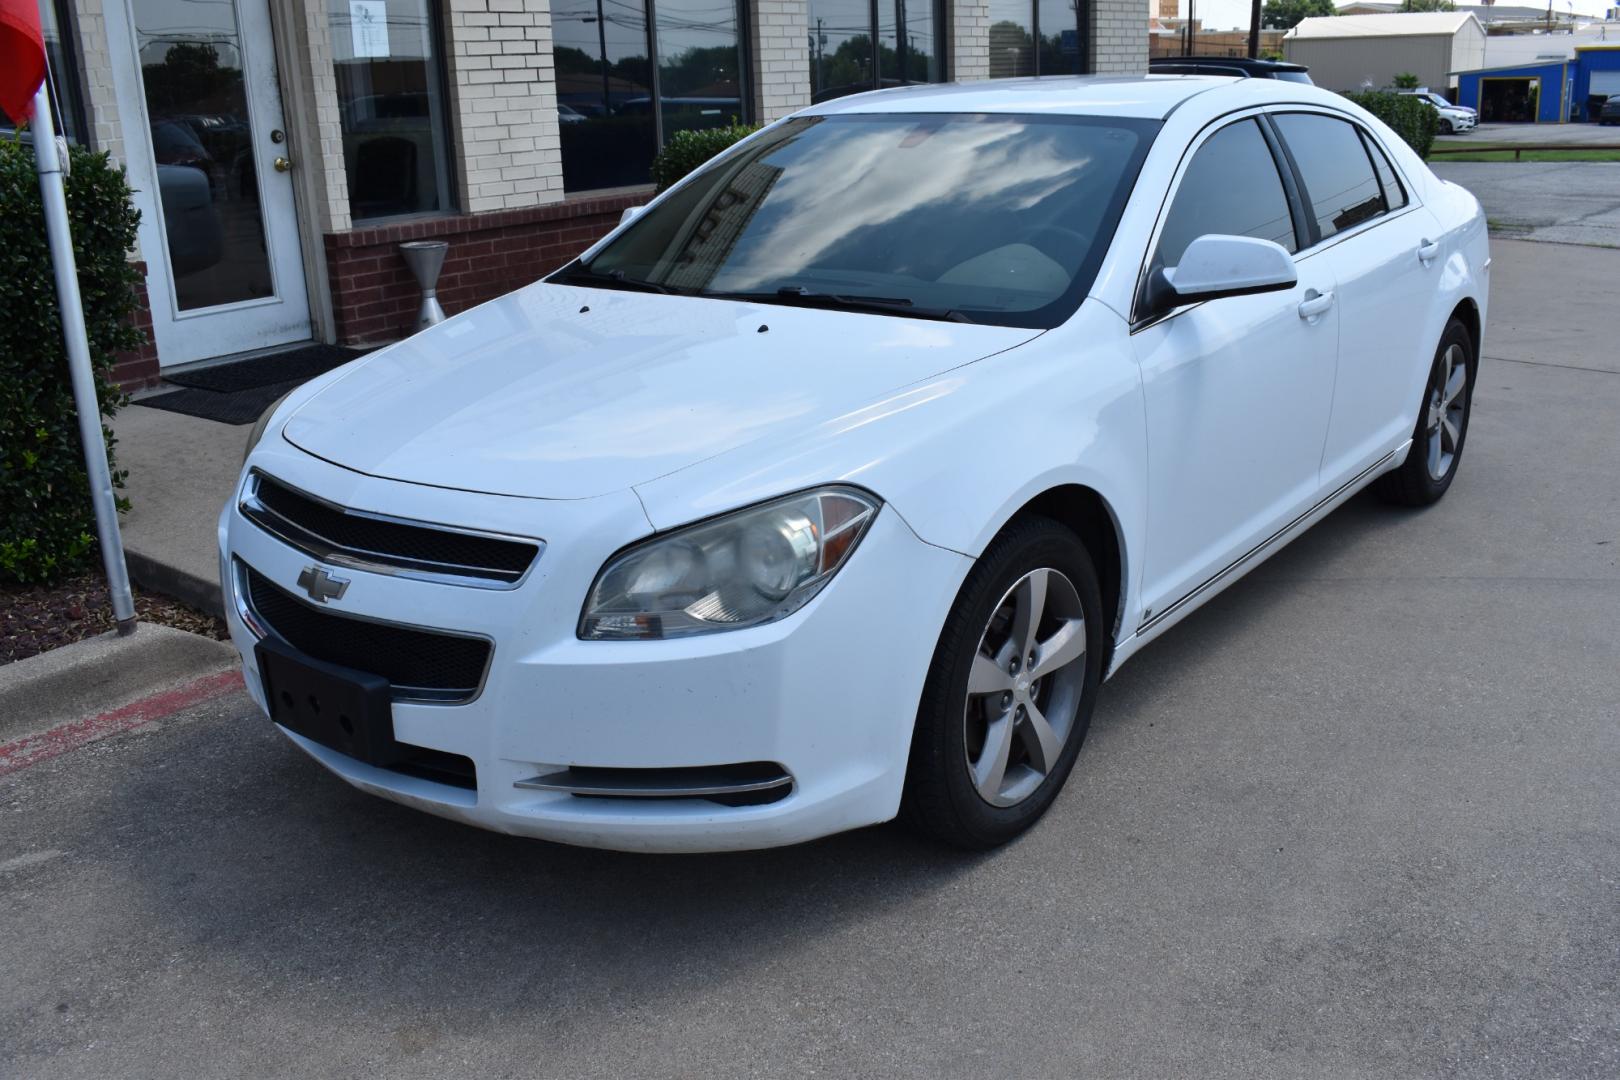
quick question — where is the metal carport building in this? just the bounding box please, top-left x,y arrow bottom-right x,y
1283,13 -> 1487,92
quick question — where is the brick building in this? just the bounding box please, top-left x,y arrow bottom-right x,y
25,0 -> 1148,385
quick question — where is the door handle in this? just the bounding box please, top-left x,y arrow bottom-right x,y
1418,238 -> 1440,265
273,156 -> 293,173
1297,289 -> 1334,321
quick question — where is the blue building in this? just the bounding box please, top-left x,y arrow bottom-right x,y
1455,44 -> 1620,123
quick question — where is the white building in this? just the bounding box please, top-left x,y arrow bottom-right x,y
1284,12 -> 1487,91
17,0 -> 1149,384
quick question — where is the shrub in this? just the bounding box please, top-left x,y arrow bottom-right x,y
1340,90 -> 1439,159
1392,72 -> 1421,90
649,121 -> 761,192
1,136 -> 141,584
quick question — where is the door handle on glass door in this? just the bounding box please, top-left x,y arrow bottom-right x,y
1418,239 -> 1440,264
1297,290 -> 1334,322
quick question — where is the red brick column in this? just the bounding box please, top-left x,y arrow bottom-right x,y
111,262 -> 159,391
323,190 -> 650,346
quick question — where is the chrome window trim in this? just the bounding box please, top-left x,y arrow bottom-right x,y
1128,102 -> 1426,334
232,557 -> 495,705
241,470 -> 543,590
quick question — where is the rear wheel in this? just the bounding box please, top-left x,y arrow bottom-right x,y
902,516 -> 1104,849
1375,317 -> 1475,507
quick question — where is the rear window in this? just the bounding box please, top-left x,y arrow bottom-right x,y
1273,113 -> 1385,241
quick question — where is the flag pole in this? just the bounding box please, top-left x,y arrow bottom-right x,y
30,82 -> 137,636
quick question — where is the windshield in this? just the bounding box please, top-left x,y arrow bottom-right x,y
1276,71 -> 1314,85
564,113 -> 1158,328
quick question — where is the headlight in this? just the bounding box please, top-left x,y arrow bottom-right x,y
580,487 -> 880,640
242,390 -> 293,465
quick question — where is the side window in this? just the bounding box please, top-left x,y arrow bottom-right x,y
1360,129 -> 1408,211
1272,113 -> 1385,240
1153,118 -> 1297,276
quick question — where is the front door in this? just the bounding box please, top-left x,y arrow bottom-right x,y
1128,116 -> 1339,624
104,0 -> 312,365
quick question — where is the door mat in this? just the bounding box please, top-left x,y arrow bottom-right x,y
134,345 -> 370,426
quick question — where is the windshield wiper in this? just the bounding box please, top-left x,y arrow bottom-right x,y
553,263 -> 679,295
711,286 -> 973,323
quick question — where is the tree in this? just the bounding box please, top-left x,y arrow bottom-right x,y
1403,0 -> 1455,10
1392,72 -> 1421,89
1261,0 -> 1335,29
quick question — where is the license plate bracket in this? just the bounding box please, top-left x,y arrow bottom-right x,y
255,636 -> 398,767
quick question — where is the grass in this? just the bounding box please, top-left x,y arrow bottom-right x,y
1429,140 -> 1620,163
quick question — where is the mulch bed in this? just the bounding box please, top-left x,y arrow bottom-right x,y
2,574 -> 228,666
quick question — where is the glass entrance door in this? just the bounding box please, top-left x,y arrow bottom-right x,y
107,0 -> 312,364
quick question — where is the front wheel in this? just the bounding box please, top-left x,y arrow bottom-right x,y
1375,317 -> 1476,506
902,516 -> 1104,849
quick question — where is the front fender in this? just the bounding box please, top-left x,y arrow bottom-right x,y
632,300 -> 1150,638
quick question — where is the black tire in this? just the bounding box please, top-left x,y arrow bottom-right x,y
1375,316 -> 1476,507
902,515 -> 1105,849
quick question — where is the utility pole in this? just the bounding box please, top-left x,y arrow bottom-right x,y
1249,0 -> 1261,57
30,83 -> 137,636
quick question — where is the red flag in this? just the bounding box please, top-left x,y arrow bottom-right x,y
0,0 -> 47,124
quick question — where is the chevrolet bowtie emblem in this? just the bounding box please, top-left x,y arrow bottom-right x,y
297,565 -> 350,603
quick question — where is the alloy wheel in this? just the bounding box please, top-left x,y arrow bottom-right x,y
962,568 -> 1088,808
1425,342 -> 1468,481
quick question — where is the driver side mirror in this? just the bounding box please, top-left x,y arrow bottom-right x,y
1143,234 -> 1298,319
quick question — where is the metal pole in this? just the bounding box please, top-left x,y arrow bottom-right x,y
1248,0 -> 1261,58
29,83 -> 137,636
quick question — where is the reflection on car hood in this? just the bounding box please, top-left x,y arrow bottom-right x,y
283,282 -> 1040,500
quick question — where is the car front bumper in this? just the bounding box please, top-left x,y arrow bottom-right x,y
220,441 -> 970,852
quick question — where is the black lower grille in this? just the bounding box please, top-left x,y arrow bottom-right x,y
244,564 -> 490,702
393,746 -> 478,790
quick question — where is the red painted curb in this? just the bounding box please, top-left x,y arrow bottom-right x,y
0,668 -> 245,778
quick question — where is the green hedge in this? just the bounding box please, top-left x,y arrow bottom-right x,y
649,122 -> 761,192
1340,91 -> 1439,160
1,137 -> 141,584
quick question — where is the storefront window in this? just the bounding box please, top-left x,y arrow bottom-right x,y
555,0 -> 745,193
989,0 -> 1086,79
1,0 -> 88,143
328,0 -> 455,220
810,0 -> 946,103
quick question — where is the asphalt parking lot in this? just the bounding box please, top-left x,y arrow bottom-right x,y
3,238 -> 1617,1079
1431,161 -> 1620,247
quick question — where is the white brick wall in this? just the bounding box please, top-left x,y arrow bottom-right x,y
293,0 -> 354,234
951,0 -> 991,81
69,0 -> 123,165
751,0 -> 811,121
445,0 -> 565,212
1089,0 -> 1147,74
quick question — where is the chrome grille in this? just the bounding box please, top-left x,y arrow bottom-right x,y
242,472 -> 541,587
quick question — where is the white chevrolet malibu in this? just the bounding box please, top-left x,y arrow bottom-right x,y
224,76 -> 1487,852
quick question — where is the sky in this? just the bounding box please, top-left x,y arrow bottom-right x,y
1175,0 -> 1616,33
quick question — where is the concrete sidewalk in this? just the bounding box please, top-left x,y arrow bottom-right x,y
111,404 -> 249,614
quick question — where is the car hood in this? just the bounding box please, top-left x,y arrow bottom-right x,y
284,283 -> 1040,500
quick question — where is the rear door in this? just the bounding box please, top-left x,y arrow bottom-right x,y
1270,111 -> 1443,487
1129,116 -> 1340,628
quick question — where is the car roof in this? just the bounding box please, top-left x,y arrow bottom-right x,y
799,75 -> 1339,121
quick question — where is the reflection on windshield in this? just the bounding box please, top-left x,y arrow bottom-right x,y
577,113 -> 1157,329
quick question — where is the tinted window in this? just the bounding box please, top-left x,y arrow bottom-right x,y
573,113 -> 1158,329
1154,118 -> 1296,276
1360,129 -> 1408,211
1273,113 -> 1384,240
